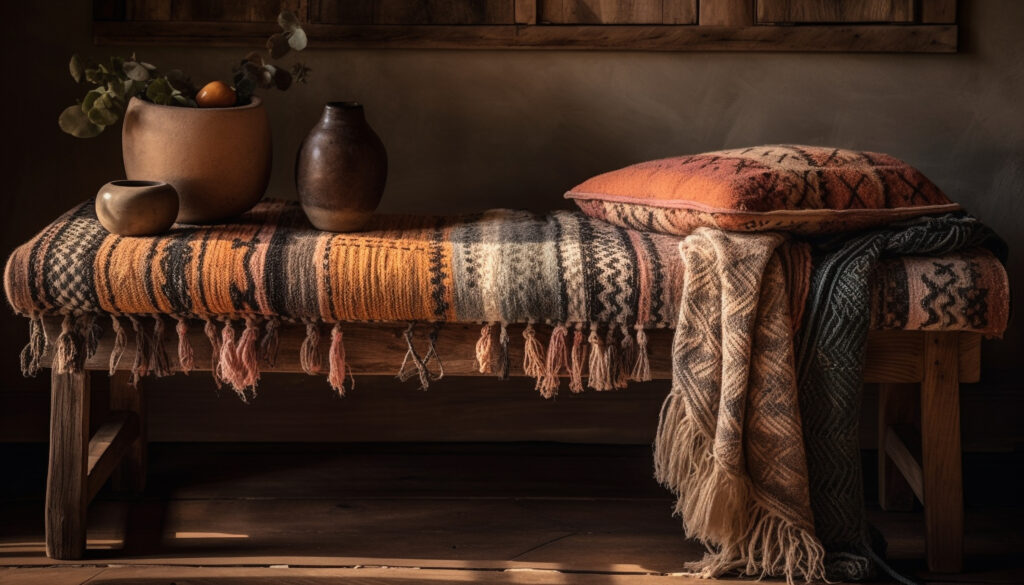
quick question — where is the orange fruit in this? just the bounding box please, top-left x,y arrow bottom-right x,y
196,81 -> 237,108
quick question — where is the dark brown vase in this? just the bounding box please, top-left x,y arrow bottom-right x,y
296,102 -> 388,232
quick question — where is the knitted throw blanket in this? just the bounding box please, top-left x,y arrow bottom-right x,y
653,229 -> 825,582
795,214 -> 1007,581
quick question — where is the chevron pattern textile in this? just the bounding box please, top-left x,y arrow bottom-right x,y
654,229 -> 826,583
795,213 -> 1007,581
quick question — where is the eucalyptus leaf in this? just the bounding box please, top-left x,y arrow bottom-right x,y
286,28 -> 307,51
59,105 -> 104,138
267,33 -> 290,59
277,11 -> 300,33
146,77 -> 173,104
88,104 -> 119,126
123,61 -> 150,82
69,54 -> 84,83
81,89 -> 103,113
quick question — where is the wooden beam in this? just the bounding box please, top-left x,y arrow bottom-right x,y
878,383 -> 918,511
921,331 -> 964,573
884,423 -> 924,503
92,21 -> 957,52
109,372 -> 147,493
46,370 -> 90,560
39,320 -> 980,384
86,412 -> 141,503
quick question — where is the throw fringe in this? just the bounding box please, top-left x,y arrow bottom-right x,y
631,325 -> 652,382
176,317 -> 194,374
19,314 -> 45,377
423,325 -> 445,382
327,322 -> 349,396
497,323 -> 510,380
568,324 -> 586,393
237,317 -> 261,389
397,322 -> 432,390
654,392 -> 827,584
260,318 -> 280,366
203,318 -> 223,388
53,314 -> 82,374
475,323 -> 495,374
606,326 -> 627,390
83,314 -> 102,359
128,315 -> 150,386
522,323 -> 546,385
587,323 -> 610,391
218,320 -> 247,395
150,316 -> 171,377
538,323 -> 569,398
109,315 -> 127,375
300,321 -> 322,375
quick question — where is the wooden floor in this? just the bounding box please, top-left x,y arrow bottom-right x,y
1,443 -> 1022,585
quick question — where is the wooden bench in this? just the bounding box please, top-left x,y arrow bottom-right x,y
39,319 -> 975,573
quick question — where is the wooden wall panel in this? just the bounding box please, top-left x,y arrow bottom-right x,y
757,0 -> 914,24
315,0 -> 515,25
920,0 -> 956,24
539,0 -> 693,24
699,0 -> 754,26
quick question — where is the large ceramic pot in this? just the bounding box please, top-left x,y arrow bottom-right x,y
122,96 -> 272,224
296,102 -> 387,232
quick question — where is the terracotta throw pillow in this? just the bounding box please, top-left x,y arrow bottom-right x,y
566,145 -> 961,235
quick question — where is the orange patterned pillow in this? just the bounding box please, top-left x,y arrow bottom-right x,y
565,145 -> 961,235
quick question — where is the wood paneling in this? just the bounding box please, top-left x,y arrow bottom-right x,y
757,0 -> 914,24
93,0 -> 955,51
699,0 -> 753,26
540,0 -> 695,24
920,0 -> 956,24
315,0 -> 515,25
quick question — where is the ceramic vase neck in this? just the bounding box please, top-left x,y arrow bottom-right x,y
320,102 -> 367,127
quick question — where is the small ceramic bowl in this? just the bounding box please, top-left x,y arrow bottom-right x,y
96,180 -> 179,236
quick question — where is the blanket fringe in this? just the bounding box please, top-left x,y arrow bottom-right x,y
631,325 -> 652,382
203,318 -> 223,388
568,324 -> 586,393
109,315 -> 128,375
654,392 -> 827,584
497,323 -> 510,380
539,323 -> 569,398
327,322 -> 349,396
128,315 -> 151,386
260,318 -> 280,366
83,314 -> 102,360
150,316 -> 171,377
176,317 -> 194,374
19,314 -> 45,377
218,320 -> 248,396
300,321 -> 322,375
475,323 -> 495,374
606,327 -> 627,390
238,317 -> 261,389
53,314 -> 82,374
587,324 -> 610,391
522,323 -> 546,387
397,322 -> 432,390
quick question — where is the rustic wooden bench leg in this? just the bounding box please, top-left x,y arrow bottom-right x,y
921,332 -> 964,573
878,382 -> 917,511
110,372 -> 147,493
46,369 -> 91,560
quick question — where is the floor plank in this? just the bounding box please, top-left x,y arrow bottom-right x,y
2,443 -> 1023,584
